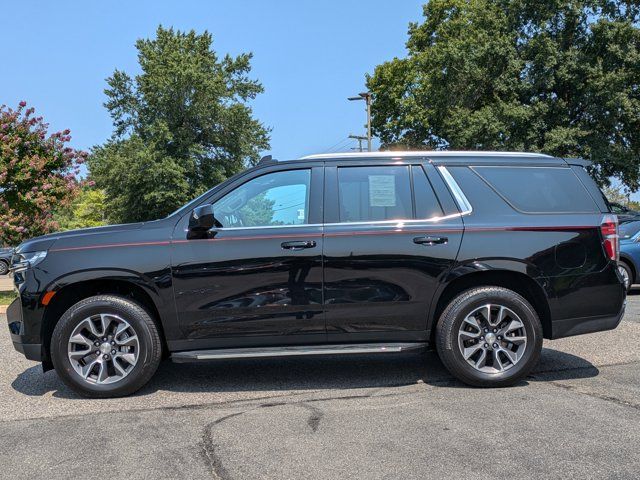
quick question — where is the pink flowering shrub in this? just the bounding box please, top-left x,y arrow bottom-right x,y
0,102 -> 86,245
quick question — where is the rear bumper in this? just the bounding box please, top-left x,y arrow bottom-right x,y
551,300 -> 626,339
7,297 -> 42,361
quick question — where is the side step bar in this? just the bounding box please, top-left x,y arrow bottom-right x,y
171,342 -> 426,363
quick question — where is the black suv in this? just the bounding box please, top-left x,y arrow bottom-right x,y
7,152 -> 625,397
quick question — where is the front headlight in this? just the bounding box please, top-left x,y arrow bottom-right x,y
12,251 -> 48,271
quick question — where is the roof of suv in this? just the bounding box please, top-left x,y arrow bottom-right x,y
291,151 -> 571,166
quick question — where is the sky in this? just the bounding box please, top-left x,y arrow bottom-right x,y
2,0 -> 424,161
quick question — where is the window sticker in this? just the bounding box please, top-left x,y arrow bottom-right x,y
368,175 -> 396,207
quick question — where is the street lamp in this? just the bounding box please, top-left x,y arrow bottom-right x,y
348,92 -> 372,152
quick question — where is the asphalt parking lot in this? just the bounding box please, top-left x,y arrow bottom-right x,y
1,293 -> 639,479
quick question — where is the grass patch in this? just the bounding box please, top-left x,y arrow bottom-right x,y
0,290 -> 17,305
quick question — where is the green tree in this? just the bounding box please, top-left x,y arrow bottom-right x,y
367,0 -> 640,188
89,26 -> 270,223
239,192 -> 279,226
90,137 -> 190,223
0,102 -> 84,245
54,187 -> 107,231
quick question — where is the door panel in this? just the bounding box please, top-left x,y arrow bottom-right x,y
171,165 -> 325,349
323,163 -> 463,341
173,226 -> 324,340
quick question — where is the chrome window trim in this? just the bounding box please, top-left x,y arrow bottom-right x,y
184,213 -> 466,232
437,166 -> 473,215
323,213 -> 463,227
184,223 -> 321,232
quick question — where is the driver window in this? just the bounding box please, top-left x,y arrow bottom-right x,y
213,169 -> 311,228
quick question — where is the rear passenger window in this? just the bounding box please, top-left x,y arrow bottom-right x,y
413,166 -> 444,219
337,166 -> 412,222
473,166 -> 598,213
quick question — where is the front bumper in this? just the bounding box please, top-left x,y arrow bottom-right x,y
7,297 -> 42,361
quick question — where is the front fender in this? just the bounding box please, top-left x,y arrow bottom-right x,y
45,268 -> 166,310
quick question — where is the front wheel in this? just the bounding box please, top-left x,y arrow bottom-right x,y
435,286 -> 543,387
51,295 -> 162,398
0,260 -> 8,276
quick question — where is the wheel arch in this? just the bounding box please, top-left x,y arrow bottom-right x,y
430,268 -> 552,341
40,275 -> 168,370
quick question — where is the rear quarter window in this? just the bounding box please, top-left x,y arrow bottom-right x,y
472,166 -> 599,213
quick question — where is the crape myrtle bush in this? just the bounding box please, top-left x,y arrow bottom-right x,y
0,102 -> 87,246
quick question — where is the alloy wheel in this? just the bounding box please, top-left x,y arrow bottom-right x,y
457,304 -> 528,374
67,313 -> 140,385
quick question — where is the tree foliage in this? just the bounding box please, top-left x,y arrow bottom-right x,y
0,102 -> 84,245
54,187 -> 107,231
239,192 -> 279,226
367,0 -> 640,187
89,26 -> 270,223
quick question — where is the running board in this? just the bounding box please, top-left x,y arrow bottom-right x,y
171,342 -> 426,363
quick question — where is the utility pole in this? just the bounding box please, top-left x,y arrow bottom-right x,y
348,92 -> 372,151
348,134 -> 367,152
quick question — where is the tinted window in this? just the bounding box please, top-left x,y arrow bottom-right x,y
473,166 -> 598,213
570,165 -> 610,213
413,166 -> 444,219
213,169 -> 310,227
620,221 -> 640,240
337,166 -> 412,222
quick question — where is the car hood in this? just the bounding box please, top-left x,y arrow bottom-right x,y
16,222 -> 148,253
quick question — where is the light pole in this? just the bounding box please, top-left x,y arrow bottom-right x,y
348,92 -> 372,152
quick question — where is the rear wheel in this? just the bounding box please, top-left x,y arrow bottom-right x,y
435,286 -> 543,387
0,260 -> 8,276
51,295 -> 162,398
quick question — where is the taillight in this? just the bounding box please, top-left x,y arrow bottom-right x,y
601,214 -> 619,261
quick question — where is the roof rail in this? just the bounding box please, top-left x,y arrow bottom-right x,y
301,151 -> 553,160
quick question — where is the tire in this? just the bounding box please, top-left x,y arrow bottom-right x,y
51,295 -> 162,398
0,260 -> 8,276
618,262 -> 633,292
435,286 -> 543,387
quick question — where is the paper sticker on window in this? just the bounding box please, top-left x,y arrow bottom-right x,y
368,175 -> 396,207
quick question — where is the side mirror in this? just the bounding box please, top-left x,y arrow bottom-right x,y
188,204 -> 215,232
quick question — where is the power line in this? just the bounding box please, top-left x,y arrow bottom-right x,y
322,136 -> 357,154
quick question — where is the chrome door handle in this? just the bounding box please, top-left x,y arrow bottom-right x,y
413,236 -> 448,245
281,240 -> 317,250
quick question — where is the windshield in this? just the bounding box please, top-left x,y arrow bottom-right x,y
619,220 -> 640,240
